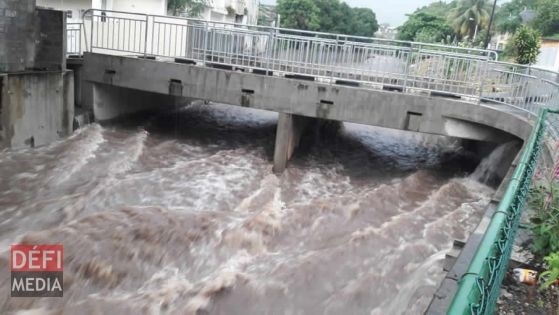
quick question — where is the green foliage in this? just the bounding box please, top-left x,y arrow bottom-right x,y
167,0 -> 209,17
532,0 -> 559,36
529,179 -> 559,257
495,0 -> 537,34
540,252 -> 559,315
314,0 -> 352,34
472,29 -> 489,47
398,0 -> 497,44
257,4 -> 277,26
540,252 -> 559,289
276,0 -> 378,36
276,0 -> 320,31
511,26 -> 542,64
547,33 -> 559,40
346,7 -> 379,37
450,0 -> 492,39
500,39 -> 516,61
415,1 -> 457,18
397,12 -> 453,43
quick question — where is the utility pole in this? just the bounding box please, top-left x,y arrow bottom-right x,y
484,0 -> 498,50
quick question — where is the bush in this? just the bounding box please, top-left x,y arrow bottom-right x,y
529,180 -> 559,258
539,252 -> 559,315
510,26 -> 542,65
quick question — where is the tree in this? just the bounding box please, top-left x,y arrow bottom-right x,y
276,0 -> 320,31
167,0 -> 209,17
314,0 -> 347,33
313,0 -> 378,36
277,0 -> 378,36
495,0 -> 538,34
532,0 -> 559,36
415,1 -> 457,18
349,8 -> 379,37
450,0 -> 492,39
510,26 -> 541,64
397,12 -> 454,43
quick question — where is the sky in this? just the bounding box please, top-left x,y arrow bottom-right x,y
259,0 -> 505,27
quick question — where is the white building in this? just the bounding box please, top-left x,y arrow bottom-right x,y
198,0 -> 259,25
37,0 -> 168,22
41,0 -> 261,57
536,38 -> 559,72
38,0 -> 258,25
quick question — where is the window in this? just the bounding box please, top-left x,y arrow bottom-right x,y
66,10 -> 72,19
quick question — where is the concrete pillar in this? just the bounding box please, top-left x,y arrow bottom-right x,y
273,113 -> 311,173
0,71 -> 74,149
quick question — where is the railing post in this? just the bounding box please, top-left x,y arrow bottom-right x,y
78,24 -> 82,55
478,57 -> 488,104
82,22 -> 89,52
267,30 -> 273,71
143,15 -> 149,57
331,35 -> 338,83
203,23 -> 209,65
90,11 -> 94,53
403,45 -> 412,91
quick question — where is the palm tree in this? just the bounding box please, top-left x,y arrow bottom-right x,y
450,0 -> 492,39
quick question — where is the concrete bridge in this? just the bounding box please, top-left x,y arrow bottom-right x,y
70,10 -> 559,174
66,9 -> 559,313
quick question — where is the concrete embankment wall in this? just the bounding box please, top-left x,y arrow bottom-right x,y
0,71 -> 74,148
0,1 -> 74,149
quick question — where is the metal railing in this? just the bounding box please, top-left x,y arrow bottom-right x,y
68,10 -> 559,314
73,9 -> 559,118
80,10 -> 498,100
66,22 -> 88,56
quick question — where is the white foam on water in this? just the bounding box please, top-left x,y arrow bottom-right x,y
470,141 -> 520,184
370,251 -> 447,315
46,124 -> 106,186
0,104 -> 499,314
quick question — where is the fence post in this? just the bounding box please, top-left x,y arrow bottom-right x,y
478,57 -> 489,104
144,15 -> 149,57
90,11 -> 94,53
403,46 -> 412,91
331,35 -> 338,83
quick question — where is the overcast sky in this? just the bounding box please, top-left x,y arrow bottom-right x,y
259,0 -> 506,27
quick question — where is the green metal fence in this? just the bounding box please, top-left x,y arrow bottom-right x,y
448,109 -> 559,314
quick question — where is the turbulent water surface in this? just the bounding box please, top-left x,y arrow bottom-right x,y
0,103 -> 496,314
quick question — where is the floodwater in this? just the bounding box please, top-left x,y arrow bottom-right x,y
0,103 -> 501,314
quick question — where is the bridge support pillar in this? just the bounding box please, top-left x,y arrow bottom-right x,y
273,113 -> 311,173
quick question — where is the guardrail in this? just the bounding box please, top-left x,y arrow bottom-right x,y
80,10 -> 497,100
71,9 -> 559,314
66,22 -> 88,56
74,9 -> 559,118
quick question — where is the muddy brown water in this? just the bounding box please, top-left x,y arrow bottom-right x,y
0,103 -> 501,314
